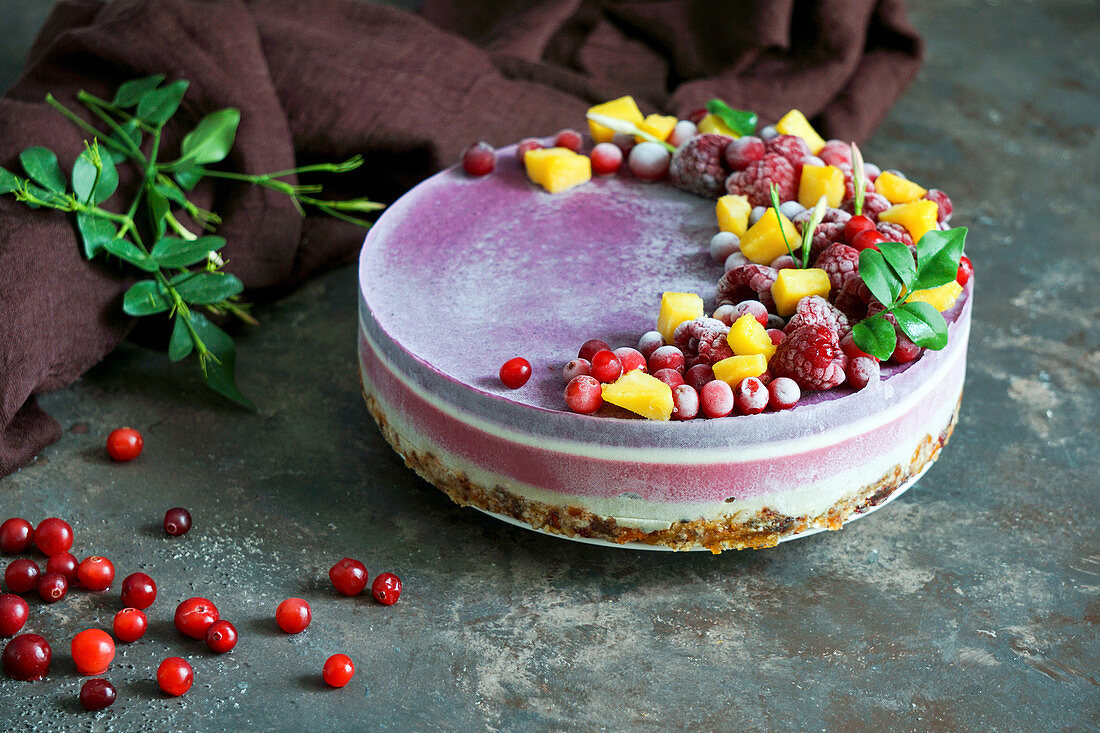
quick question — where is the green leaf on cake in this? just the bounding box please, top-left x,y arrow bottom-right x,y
912,227 -> 966,292
857,249 -> 902,306
852,315 -> 897,362
705,99 -> 757,136
893,301 -> 949,350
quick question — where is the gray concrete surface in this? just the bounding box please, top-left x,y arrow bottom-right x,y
1,1 -> 1098,730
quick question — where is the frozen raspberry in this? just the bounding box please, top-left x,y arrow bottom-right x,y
716,264 -> 778,311
841,191 -> 891,221
840,165 -> 875,203
724,154 -> 797,208
813,244 -> 860,293
671,384 -> 700,421
673,318 -> 733,366
669,134 -> 732,198
793,207 -> 851,263
925,189 -> 953,222
817,140 -> 852,167
734,377 -> 768,415
784,296 -> 851,338
876,221 -> 914,248
764,135 -> 811,167
767,376 -> 801,410
834,275 -> 875,322
770,325 -> 847,391
846,356 -> 880,390
724,136 -> 765,171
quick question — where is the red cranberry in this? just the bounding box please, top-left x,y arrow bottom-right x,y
3,633 -> 51,680
79,678 -> 116,711
163,507 -> 192,536
767,329 -> 786,346
637,331 -> 664,359
843,215 -> 876,244
589,350 -> 623,383
106,427 -> 143,462
847,356 -> 880,390
71,628 -> 114,676
553,129 -> 583,152
329,558 -> 369,596
767,377 -> 801,410
891,334 -> 922,364
157,657 -> 193,696
5,559 -> 40,594
850,229 -> 885,252
684,364 -> 715,391
956,254 -> 973,286
648,345 -> 685,374
627,142 -> 670,181
323,653 -> 355,688
589,142 -> 623,175
45,552 -> 78,582
561,358 -> 590,382
700,380 -> 734,418
34,518 -> 73,557
724,136 -> 765,170
461,142 -> 495,177
371,573 -> 402,606
498,357 -> 532,389
76,556 -> 114,592
671,384 -> 699,421
516,138 -> 543,164
733,300 -> 769,327
276,598 -> 311,633
613,347 -> 647,374
652,368 -> 685,389
687,108 -> 707,124
577,339 -> 610,362
204,620 -> 237,653
37,572 -> 67,603
667,120 -> 697,147
113,608 -> 148,643
174,597 -> 219,639
925,188 -> 953,222
0,518 -> 34,554
120,572 -> 157,609
0,594 -> 29,636
564,376 -> 603,415
734,377 -> 768,415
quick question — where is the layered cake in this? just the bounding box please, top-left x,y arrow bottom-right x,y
357,101 -> 971,552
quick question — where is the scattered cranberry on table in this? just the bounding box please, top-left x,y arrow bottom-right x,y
498,357 -> 532,389
461,142 -> 495,177
0,518 -> 34,554
71,629 -> 115,676
157,657 -> 193,697
371,572 -> 402,606
322,653 -> 355,688
5,558 -> 40,594
204,620 -> 238,654
275,598 -> 311,634
46,552 -> 79,582
2,633 -> 51,680
106,427 -> 143,462
79,678 -> 117,711
37,572 -> 68,603
34,518 -> 73,557
76,556 -> 115,592
0,594 -> 30,636
120,572 -> 157,609
329,558 -> 369,596
163,507 -> 192,537
174,597 -> 219,639
113,608 -> 148,643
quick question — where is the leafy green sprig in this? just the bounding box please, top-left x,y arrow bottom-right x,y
705,99 -> 757,136
585,112 -> 675,152
0,75 -> 381,407
850,142 -> 866,217
767,184 -> 826,269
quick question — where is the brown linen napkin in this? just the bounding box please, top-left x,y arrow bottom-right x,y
0,0 -> 921,477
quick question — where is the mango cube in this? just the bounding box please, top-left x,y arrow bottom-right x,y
727,314 -> 776,360
771,268 -> 831,316
716,195 -> 752,236
906,281 -> 963,312
586,96 -> 645,143
657,291 -> 704,344
775,109 -> 826,154
879,200 -> 939,245
712,354 -> 768,388
601,370 -> 674,421
739,208 -> 800,264
638,114 -> 678,142
697,114 -> 737,137
524,147 -> 592,193
875,171 -> 927,204
798,164 -> 845,208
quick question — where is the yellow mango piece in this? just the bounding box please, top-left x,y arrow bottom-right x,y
523,147 -> 591,193
638,114 -> 678,142
875,171 -> 927,204
798,164 -> 845,208
696,114 -> 738,138
906,281 -> 963,312
771,268 -> 831,316
716,194 -> 752,236
739,208 -> 800,264
726,314 -> 776,360
586,96 -> 645,143
775,109 -> 826,155
657,291 -> 705,344
601,370 -> 674,421
879,199 -> 939,245
712,354 -> 768,388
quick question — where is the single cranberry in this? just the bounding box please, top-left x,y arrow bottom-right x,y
461,142 -> 495,177
498,357 -> 532,389
79,678 -> 117,711
700,380 -> 734,418
734,377 -> 769,415
561,358 -> 590,382
71,628 -> 115,676
891,334 -> 922,364
113,608 -> 148,643
564,375 -> 603,415
204,620 -> 237,654
770,254 -> 797,270
637,331 -> 664,359
577,339 -> 610,362
627,142 -> 670,181
77,556 -> 115,592
843,215 -> 877,244
846,356 -> 880,390
2,633 -> 51,680
174,597 -> 219,639
163,507 -> 192,536
850,228 -> 886,252
956,254 -> 973,286
322,653 -> 355,688
329,558 -> 369,596
768,377 -> 801,410
613,347 -> 647,374
671,384 -> 700,421
589,142 -> 623,175
45,552 -> 78,582
106,427 -> 143,462
667,120 -> 697,147
276,598 -> 311,633
589,350 -> 623,384
516,138 -> 544,164
553,129 -> 583,152
372,572 -> 402,606
733,300 -> 769,327
652,368 -> 685,389
648,345 -> 686,374
0,518 -> 34,554
925,188 -> 953,222
37,572 -> 68,603
34,518 -> 73,557
0,594 -> 30,636
157,657 -> 193,696
120,572 -> 157,609
684,364 -> 715,391
5,559 -> 40,594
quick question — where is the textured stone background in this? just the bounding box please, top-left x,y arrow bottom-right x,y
1,1 -> 1097,731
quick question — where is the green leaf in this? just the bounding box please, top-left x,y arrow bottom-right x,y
112,74 -> 166,108
852,315 -> 897,362
151,235 -> 225,268
146,185 -> 169,238
858,249 -> 902,306
189,311 -> 254,408
174,162 -> 205,191
877,241 -> 916,287
21,181 -> 69,208
177,108 -> 239,166
894,301 -> 949,350
912,227 -> 967,292
136,79 -> 189,126
71,146 -> 119,204
172,271 -> 243,305
75,212 -> 117,259
154,181 -> 189,206
0,165 -> 22,194
168,312 -> 194,361
19,147 -> 67,192
705,99 -> 757,136
104,238 -> 159,272
123,279 -> 172,315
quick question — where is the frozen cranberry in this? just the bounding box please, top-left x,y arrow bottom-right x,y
276,598 -> 311,633
648,345 -> 685,374
372,573 -> 402,606
157,657 -> 193,696
767,329 -> 786,346
577,339 -> 610,362
725,251 -> 750,271
163,507 -> 192,536
5,559 -> 40,594
516,138 -> 544,164
0,594 -> 29,636
204,620 -> 237,654
79,678 -> 116,711
611,133 -> 637,155
0,518 -> 34,554
564,376 -> 603,415
45,552 -> 78,583
329,558 -> 369,596
843,215 -> 876,244
461,142 -> 495,177
637,331 -> 664,359
323,653 -> 355,688
666,120 -> 697,147
712,304 -> 738,326
562,358 -> 590,382
106,427 -> 143,462
840,332 -> 875,361
628,142 -> 671,181
34,518 -> 73,557
700,380 -> 734,418
733,300 -> 769,327
3,633 -> 51,680
671,384 -> 699,421
925,188 -> 953,222
174,597 -> 219,639
652,368 -> 685,390
113,608 -> 148,643
613,347 -> 647,374
724,135 -> 765,170
499,357 -> 532,389
77,556 -> 114,592
850,228 -> 885,252
847,356 -> 880,390
589,142 -> 623,175
553,129 -> 583,152
684,364 -> 715,391
770,254 -> 797,270
734,377 -> 769,415
891,334 -> 922,364
589,350 -> 623,383
120,572 -> 157,609
710,232 -> 741,264
956,254 -> 973,286
767,377 -> 801,410
71,629 -> 114,675
37,572 -> 67,603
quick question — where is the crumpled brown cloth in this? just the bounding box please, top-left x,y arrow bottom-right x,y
0,0 -> 921,477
